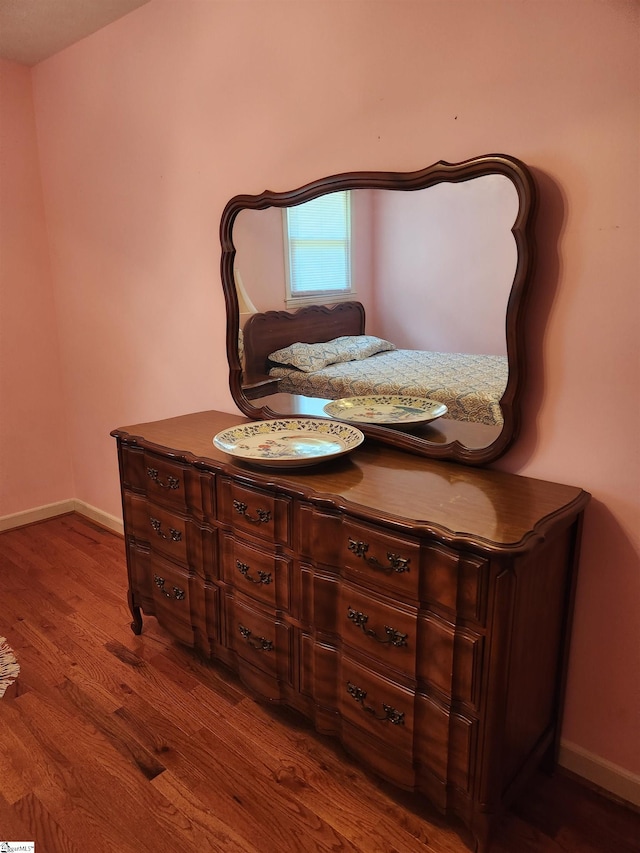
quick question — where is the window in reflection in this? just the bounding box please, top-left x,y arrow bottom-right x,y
285,191 -> 353,307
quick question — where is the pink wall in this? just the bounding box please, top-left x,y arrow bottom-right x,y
4,0 -> 637,783
370,179 -> 516,353
0,59 -> 73,517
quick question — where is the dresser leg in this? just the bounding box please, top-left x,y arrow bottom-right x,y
128,590 -> 143,635
471,814 -> 494,853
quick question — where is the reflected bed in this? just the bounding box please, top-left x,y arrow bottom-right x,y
242,302 -> 508,427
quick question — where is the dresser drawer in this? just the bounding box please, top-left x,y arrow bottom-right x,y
125,494 -> 218,579
220,480 -> 291,546
416,614 -> 484,710
340,656 -> 415,759
128,544 -> 210,651
415,693 -> 476,800
339,583 -> 417,676
131,500 -> 188,565
149,560 -> 195,647
302,511 -> 488,622
422,546 -> 488,624
120,447 -> 189,511
340,519 -> 420,599
222,535 -> 291,610
226,594 -> 292,686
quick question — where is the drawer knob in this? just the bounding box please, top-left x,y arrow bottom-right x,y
347,538 -> 410,574
233,500 -> 272,525
238,624 -> 273,651
347,607 -> 408,648
150,517 -> 182,542
147,467 -> 180,490
236,560 -> 272,586
154,575 -> 186,600
346,681 -> 405,726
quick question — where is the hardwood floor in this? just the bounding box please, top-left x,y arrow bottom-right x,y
0,514 -> 638,853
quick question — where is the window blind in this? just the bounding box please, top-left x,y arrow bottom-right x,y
286,191 -> 351,297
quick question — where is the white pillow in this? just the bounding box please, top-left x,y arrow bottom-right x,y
268,335 -> 396,373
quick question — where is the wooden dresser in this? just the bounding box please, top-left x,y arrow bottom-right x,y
112,409 -> 589,852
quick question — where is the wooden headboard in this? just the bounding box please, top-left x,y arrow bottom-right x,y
242,301 -> 366,383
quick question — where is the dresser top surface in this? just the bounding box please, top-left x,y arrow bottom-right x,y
113,409 -> 589,551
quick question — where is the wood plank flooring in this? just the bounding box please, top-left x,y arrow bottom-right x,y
1,513 -> 638,853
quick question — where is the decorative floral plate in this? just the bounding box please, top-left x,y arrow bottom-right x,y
323,395 -> 448,426
213,418 -> 364,468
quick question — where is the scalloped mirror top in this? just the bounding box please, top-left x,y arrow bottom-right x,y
220,154 -> 536,465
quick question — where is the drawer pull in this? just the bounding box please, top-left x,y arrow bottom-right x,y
346,681 -> 405,726
238,624 -> 273,651
347,538 -> 411,574
147,467 -> 180,490
236,560 -> 272,586
347,607 -> 408,648
233,500 -> 272,525
154,575 -> 186,600
150,517 -> 182,542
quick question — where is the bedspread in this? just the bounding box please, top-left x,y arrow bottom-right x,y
269,349 -> 508,426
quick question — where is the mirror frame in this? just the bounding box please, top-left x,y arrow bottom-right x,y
220,153 -> 537,466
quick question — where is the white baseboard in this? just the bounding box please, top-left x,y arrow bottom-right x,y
0,499 -> 76,531
559,739 -> 640,807
0,499 -> 123,536
73,500 -> 124,536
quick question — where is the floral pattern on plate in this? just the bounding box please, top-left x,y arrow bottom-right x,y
213,419 -> 364,467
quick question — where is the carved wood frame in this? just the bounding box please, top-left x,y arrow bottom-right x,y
220,154 -> 537,466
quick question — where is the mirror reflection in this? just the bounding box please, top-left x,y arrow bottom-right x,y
221,155 -> 536,465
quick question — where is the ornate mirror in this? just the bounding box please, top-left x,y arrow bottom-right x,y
220,154 -> 536,465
